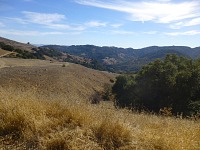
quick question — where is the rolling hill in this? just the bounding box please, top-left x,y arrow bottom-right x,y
1,36 -> 200,73
0,37 -> 102,70
0,38 -> 200,149
42,45 -> 200,72
0,58 -> 200,149
0,58 -> 115,101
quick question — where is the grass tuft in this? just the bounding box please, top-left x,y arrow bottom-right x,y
0,88 -> 200,149
93,120 -> 132,149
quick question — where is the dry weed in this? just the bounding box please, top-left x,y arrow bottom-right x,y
0,88 -> 200,149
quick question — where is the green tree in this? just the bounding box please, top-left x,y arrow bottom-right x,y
112,75 -> 136,108
112,54 -> 200,116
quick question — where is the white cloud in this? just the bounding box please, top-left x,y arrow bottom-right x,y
111,30 -> 135,35
164,30 -> 200,36
143,31 -> 158,35
0,29 -> 65,36
22,11 -> 65,24
22,11 -> 70,30
5,11 -> 109,31
170,17 -> 200,29
85,21 -> 107,27
169,22 -> 183,29
184,17 -> 200,27
75,0 -> 200,25
4,17 -> 28,24
110,23 -> 123,28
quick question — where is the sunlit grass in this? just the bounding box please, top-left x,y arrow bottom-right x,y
0,88 -> 200,149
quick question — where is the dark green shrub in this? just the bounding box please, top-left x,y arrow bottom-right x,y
112,54 -> 200,116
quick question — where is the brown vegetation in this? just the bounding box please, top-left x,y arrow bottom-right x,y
0,58 -> 200,149
0,58 -> 114,101
0,37 -> 36,52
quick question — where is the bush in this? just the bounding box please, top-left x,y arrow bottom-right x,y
2,44 -> 14,51
90,92 -> 101,104
112,54 -> 200,116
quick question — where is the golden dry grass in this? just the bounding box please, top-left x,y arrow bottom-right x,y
0,49 -> 10,56
1,88 -> 200,150
0,58 -> 115,101
0,58 -> 200,149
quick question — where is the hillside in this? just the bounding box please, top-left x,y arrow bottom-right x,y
0,49 -> 14,58
0,58 -> 200,149
2,37 -> 200,73
42,45 -> 200,72
0,37 -> 36,52
0,37 -> 102,70
0,58 -> 115,101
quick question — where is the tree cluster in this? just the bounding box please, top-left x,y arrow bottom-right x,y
112,54 -> 200,116
0,42 -> 45,59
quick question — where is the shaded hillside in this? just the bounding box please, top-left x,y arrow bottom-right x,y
0,37 -> 105,70
42,45 -> 200,72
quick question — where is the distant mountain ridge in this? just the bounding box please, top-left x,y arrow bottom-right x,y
42,45 -> 200,72
1,36 -> 200,72
0,37 -> 103,70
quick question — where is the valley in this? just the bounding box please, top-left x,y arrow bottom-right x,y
0,37 -> 200,149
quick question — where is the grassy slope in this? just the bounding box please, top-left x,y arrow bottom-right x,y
0,58 -> 114,101
0,58 -> 200,150
0,37 -> 36,52
0,49 -> 14,57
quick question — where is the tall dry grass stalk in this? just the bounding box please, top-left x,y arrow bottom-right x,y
0,88 -> 200,149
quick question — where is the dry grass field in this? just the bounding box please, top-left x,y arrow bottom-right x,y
0,58 -> 200,149
0,49 -> 14,58
0,49 -> 9,56
0,58 -> 114,101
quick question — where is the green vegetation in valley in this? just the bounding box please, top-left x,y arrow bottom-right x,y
42,44 -> 200,72
112,54 -> 200,116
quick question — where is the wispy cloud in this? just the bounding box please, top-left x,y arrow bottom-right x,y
143,31 -> 158,35
110,23 -> 123,28
75,0 -> 200,27
0,29 -> 65,36
111,30 -> 135,35
170,17 -> 200,29
22,11 -> 65,24
164,30 -> 200,36
4,17 -> 28,24
85,21 -> 107,27
22,11 -> 70,30
4,11 -> 111,31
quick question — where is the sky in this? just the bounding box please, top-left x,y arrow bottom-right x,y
0,0 -> 200,48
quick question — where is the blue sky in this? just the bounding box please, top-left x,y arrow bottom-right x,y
0,0 -> 200,48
